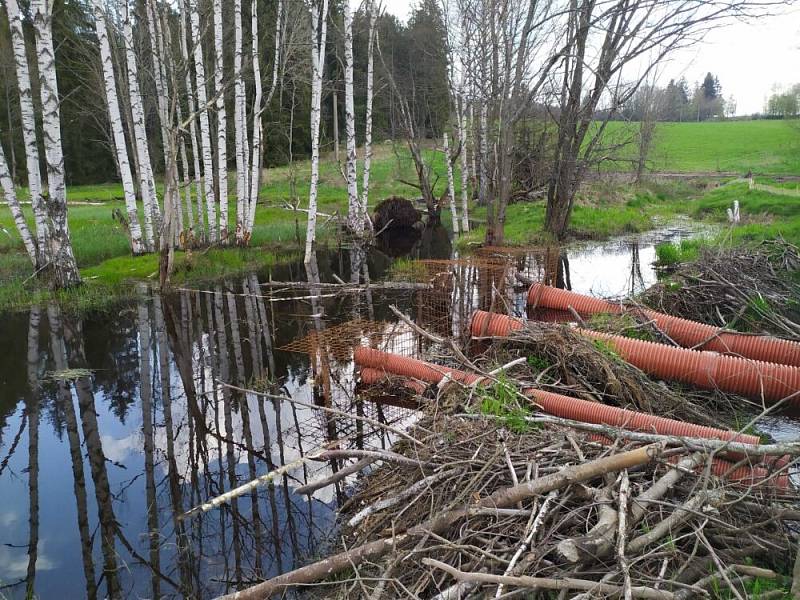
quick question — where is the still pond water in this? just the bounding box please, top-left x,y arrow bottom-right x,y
0,224 -> 705,598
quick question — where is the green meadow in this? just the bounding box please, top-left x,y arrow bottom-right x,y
1,120 -> 799,311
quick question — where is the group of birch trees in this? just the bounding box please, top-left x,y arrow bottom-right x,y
2,0 -> 288,287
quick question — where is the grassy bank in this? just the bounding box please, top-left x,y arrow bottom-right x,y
607,119 -> 800,174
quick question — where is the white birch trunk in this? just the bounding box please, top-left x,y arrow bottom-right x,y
213,0 -> 229,242
180,5 -> 204,239
92,0 -> 145,255
6,0 -> 48,263
190,0 -> 218,243
343,0 -> 359,234
443,132 -> 459,235
479,101 -> 489,206
458,91 -> 470,232
246,0 -> 283,237
123,0 -> 158,251
233,0 -> 248,244
177,101 -> 193,235
360,2 -> 377,232
469,101 -> 477,185
0,132 -> 38,263
145,0 -> 171,166
304,0 -> 329,264
31,0 -> 81,287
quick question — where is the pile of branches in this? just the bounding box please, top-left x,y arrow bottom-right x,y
643,240 -> 800,339
273,409 -> 799,599
487,322 -> 721,428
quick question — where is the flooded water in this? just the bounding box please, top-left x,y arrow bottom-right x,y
0,222 -> 724,598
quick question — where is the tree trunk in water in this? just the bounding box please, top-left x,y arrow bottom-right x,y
123,0 -> 158,251
213,0 -> 229,242
190,0 -> 218,243
304,0 -> 329,264
93,0 -> 145,255
32,0 -> 81,289
444,132 -> 459,235
7,0 -> 48,264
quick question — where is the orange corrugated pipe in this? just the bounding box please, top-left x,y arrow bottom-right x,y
528,283 -> 800,368
524,387 -> 760,446
470,310 -> 800,405
353,345 -> 786,486
359,367 -> 428,395
354,342 -> 760,445
353,347 -> 483,386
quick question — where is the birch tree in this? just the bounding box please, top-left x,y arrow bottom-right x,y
443,132 -> 459,234
343,0 -> 360,235
123,0 -> 159,250
190,0 -> 218,243
457,88 -> 470,232
233,0 -> 248,244
6,0 -> 49,265
180,3 -> 205,240
213,0 -> 229,242
245,0 -> 284,241
31,0 -> 81,287
0,129 -> 37,263
304,0 -> 329,264
92,0 -> 145,255
359,1 -> 378,233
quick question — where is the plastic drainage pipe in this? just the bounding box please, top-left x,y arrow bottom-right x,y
470,310 -> 800,406
354,342 -> 760,446
359,367 -> 428,395
352,344 -> 783,486
353,347 -> 483,386
527,283 -> 800,368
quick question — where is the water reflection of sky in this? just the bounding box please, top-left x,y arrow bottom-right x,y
0,224 -> 717,598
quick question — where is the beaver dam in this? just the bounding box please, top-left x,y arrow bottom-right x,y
2,231 -> 800,599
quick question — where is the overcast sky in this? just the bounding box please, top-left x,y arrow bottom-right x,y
381,1 -> 800,115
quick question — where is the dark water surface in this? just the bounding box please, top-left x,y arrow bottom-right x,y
0,224 -> 702,598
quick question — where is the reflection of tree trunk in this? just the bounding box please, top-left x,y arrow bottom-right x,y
212,287 -> 243,582
59,310 -> 121,597
250,274 -> 276,374
629,242 -> 644,295
226,290 -> 264,578
25,307 -> 40,598
154,299 -> 194,595
137,296 -> 161,598
46,305 -> 97,599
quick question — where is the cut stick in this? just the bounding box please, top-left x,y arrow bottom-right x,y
216,444 -> 664,600
423,558 -> 675,599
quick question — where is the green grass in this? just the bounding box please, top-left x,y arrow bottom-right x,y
606,119 -> 800,174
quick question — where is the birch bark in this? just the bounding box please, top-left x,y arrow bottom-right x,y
123,0 -> 158,251
0,132 -> 37,263
458,91 -> 470,232
360,2 -> 378,232
246,0 -> 283,237
180,4 -> 204,240
145,0 -> 171,165
190,0 -> 218,242
343,0 -> 360,234
213,0 -> 229,242
31,0 -> 81,288
304,0 -> 329,264
233,0 -> 248,243
443,132 -> 459,235
6,0 -> 48,262
92,0 -> 145,254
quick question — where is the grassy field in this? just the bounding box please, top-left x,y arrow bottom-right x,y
607,119 -> 800,175
2,120 -> 799,311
